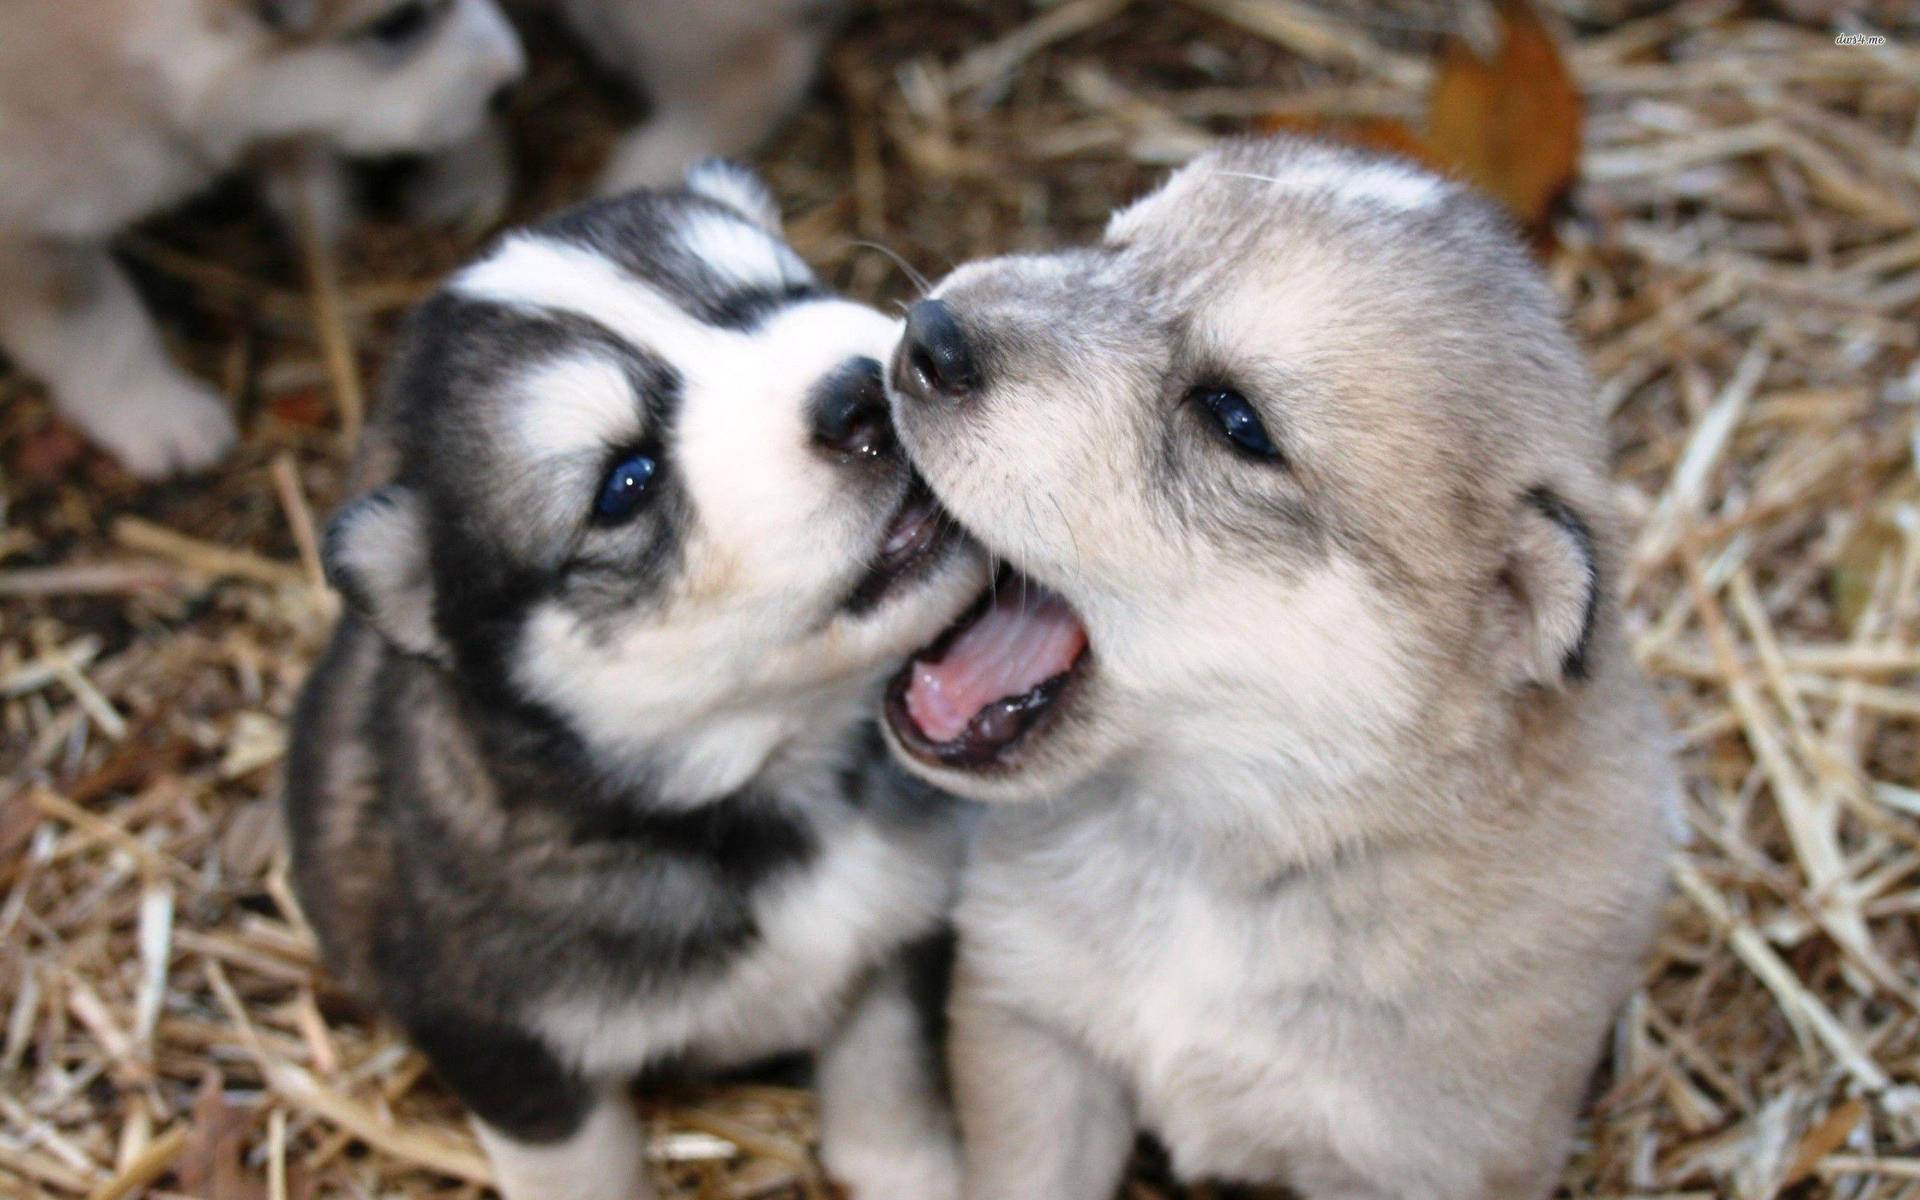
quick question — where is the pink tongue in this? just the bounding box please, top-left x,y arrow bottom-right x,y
904,589 -> 1087,744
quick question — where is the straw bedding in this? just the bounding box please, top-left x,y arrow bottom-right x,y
3,2 -> 1919,1196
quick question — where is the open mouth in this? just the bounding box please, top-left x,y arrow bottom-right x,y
886,571 -> 1090,768
843,474 -> 956,614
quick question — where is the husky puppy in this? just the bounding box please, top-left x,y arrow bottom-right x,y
558,0 -> 851,195
0,0 -> 524,476
285,163 -> 978,1200
420,0 -> 850,211
881,137 -> 1676,1200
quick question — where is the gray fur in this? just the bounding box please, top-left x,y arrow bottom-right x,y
885,137 -> 1676,1200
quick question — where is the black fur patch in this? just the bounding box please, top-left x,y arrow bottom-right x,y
708,281 -> 832,330
566,788 -> 819,889
357,653 -> 821,999
404,1008 -> 592,1143
1524,486 -> 1598,681
901,928 -> 957,1094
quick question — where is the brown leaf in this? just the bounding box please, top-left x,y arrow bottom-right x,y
1251,2 -> 1580,256
11,417 -> 89,485
267,387 -> 334,430
1426,0 -> 1582,252
173,1071 -> 267,1200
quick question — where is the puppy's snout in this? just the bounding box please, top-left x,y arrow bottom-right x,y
896,300 -> 979,404
810,357 -> 896,461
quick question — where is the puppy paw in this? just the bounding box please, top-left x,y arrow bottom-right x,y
821,1135 -> 961,1200
80,372 -> 238,478
596,118 -> 717,197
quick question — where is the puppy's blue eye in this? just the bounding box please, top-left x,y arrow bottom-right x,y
1193,386 -> 1281,460
594,452 -> 657,520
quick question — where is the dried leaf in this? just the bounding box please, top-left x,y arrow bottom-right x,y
1426,0 -> 1581,251
174,1071 -> 267,1200
1252,1 -> 1580,255
219,796 -> 286,881
267,388 -> 333,430
11,417 -> 89,484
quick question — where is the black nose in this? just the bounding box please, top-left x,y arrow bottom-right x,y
897,299 -> 979,403
810,357 -> 895,460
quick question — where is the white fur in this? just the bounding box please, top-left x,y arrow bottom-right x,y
683,159 -> 784,232
455,236 -> 733,364
0,244 -> 236,477
674,209 -> 810,291
1106,145 -> 1445,244
535,813 -> 951,1075
196,0 -> 523,158
511,354 -> 647,463
1131,559 -> 1419,839
1211,161 -> 1446,212
817,972 -> 964,1200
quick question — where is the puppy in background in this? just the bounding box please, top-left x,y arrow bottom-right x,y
0,0 -> 523,476
882,136 -> 1675,1200
286,163 -> 978,1200
411,0 -> 848,216
559,0 -> 850,194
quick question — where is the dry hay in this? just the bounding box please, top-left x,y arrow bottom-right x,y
5,1 -> 1920,1197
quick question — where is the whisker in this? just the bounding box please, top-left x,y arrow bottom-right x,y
1211,170 -> 1288,186
852,240 -> 931,297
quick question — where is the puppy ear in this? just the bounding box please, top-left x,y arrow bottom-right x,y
256,0 -> 321,33
1494,487 -> 1599,688
324,487 -> 446,662
682,159 -> 782,233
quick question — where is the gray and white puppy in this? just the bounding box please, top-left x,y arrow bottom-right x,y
285,163 -> 979,1200
0,0 -> 525,476
880,137 -> 1676,1200
415,0 -> 853,218
561,0 -> 852,195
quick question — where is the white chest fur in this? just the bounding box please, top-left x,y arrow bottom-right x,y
534,813 -> 954,1080
954,798 -> 1565,1190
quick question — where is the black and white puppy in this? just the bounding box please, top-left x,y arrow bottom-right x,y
284,162 -> 980,1200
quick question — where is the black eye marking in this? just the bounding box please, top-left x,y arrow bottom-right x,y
256,0 -> 319,33
1190,385 -> 1282,462
357,0 -> 444,51
593,450 -> 659,522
